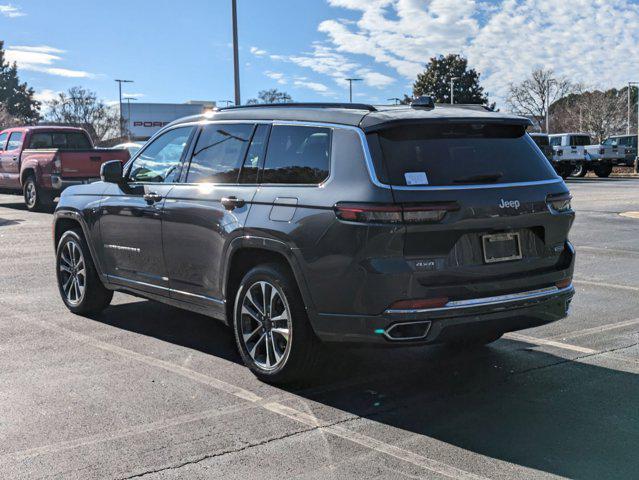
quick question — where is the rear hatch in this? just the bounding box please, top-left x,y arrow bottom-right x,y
365,121 -> 574,298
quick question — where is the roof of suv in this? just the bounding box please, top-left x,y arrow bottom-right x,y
169,103 -> 531,131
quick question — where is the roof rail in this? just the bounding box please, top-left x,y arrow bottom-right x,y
218,102 -> 377,112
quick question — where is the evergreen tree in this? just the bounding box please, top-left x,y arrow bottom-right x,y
0,41 -> 40,124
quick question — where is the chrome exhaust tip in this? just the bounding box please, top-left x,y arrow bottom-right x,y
384,321 -> 431,341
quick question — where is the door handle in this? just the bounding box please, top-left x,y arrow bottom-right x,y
221,196 -> 246,210
12,157 -> 18,162
143,192 -> 163,204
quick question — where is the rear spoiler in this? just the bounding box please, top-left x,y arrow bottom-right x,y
362,117 -> 533,134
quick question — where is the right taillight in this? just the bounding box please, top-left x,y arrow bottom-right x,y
334,202 -> 459,224
52,153 -> 61,174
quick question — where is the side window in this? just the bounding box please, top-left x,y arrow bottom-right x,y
549,136 -> 561,147
7,132 -> 23,150
262,126 -> 331,184
0,132 -> 7,151
239,124 -> 270,184
186,123 -> 253,184
128,126 -> 193,183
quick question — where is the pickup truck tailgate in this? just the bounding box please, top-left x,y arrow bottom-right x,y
60,149 -> 129,178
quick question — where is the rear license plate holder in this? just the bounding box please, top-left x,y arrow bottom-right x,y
482,232 -> 522,264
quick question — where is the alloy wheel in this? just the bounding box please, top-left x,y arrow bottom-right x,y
239,280 -> 292,371
25,181 -> 37,208
59,239 -> 86,306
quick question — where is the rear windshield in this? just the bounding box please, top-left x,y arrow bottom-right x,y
569,135 -> 590,146
367,123 -> 557,187
530,135 -> 549,146
28,132 -> 91,150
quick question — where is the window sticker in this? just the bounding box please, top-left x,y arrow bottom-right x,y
404,171 -> 429,185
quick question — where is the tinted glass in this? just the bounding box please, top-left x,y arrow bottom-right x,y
262,126 -> 331,184
530,135 -> 549,146
129,126 -> 193,183
602,138 -> 617,146
570,135 -> 590,146
186,123 -> 253,184
239,124 -> 269,184
0,132 -> 7,150
549,136 -> 562,147
368,123 -> 557,187
7,132 -> 23,150
28,132 -> 92,150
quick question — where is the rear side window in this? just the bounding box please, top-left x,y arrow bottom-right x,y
262,126 -> 331,184
0,132 -> 7,150
7,132 -> 23,150
239,124 -> 269,184
187,123 -> 253,184
367,123 -> 557,187
549,136 -> 562,147
28,132 -> 91,150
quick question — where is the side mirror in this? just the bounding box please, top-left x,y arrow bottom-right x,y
100,160 -> 123,183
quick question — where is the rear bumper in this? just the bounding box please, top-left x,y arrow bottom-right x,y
49,175 -> 100,191
311,284 -> 574,345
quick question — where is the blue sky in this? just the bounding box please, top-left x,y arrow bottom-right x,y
2,0 -> 639,109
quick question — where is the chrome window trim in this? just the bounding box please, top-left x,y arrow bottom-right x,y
385,285 -> 573,315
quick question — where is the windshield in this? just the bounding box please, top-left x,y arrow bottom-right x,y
28,132 -> 91,150
367,123 -> 557,187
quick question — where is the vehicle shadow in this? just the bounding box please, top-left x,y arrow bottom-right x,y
94,299 -> 638,480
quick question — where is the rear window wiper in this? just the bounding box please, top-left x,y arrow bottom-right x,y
452,172 -> 503,184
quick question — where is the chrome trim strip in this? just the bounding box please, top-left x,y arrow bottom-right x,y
385,285 -> 572,315
108,274 -> 225,305
383,320 -> 431,341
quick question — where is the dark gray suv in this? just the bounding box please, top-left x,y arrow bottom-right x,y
53,101 -> 575,383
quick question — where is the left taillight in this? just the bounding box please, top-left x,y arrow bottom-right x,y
334,202 -> 459,224
52,153 -> 61,174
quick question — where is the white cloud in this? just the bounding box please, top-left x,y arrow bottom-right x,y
294,79 -> 331,94
122,92 -> 145,98
4,45 -> 95,78
250,46 -> 267,56
264,70 -> 287,85
0,4 -> 25,17
34,89 -> 59,103
318,0 -> 639,107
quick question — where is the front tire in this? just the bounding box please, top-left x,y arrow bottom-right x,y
233,263 -> 321,384
56,229 -> 113,315
572,163 -> 588,177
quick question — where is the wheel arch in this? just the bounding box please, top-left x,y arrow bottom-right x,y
223,236 -> 316,326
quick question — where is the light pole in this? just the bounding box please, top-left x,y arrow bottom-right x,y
231,0 -> 241,106
345,78 -> 362,103
629,82 -> 639,172
545,78 -> 556,134
450,77 -> 460,104
387,97 -> 401,105
628,82 -> 639,135
123,97 -> 137,141
115,79 -> 133,138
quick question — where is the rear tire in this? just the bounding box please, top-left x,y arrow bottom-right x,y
557,164 -> 573,179
56,229 -> 113,315
445,332 -> 503,349
572,163 -> 587,177
23,174 -> 53,212
593,164 -> 613,178
232,263 -> 321,384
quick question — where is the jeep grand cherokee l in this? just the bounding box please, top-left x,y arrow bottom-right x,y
52,100 -> 575,384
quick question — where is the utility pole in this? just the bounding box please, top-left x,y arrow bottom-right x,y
115,79 -> 133,138
630,82 -> 639,173
387,97 -> 401,105
628,82 -> 632,135
345,78 -> 362,103
231,0 -> 241,106
450,77 -> 460,104
123,97 -> 137,141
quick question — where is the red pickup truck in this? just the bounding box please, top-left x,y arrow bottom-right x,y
0,126 -> 130,211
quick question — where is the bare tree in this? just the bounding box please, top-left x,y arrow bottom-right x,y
0,103 -> 18,130
507,68 -> 574,132
45,86 -> 119,143
247,88 -> 292,104
552,89 -> 626,142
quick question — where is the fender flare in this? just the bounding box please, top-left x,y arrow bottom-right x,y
20,159 -> 42,186
222,235 -> 316,316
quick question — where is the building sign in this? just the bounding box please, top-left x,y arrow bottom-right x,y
125,102 -> 215,139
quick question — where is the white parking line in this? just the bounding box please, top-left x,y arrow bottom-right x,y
575,245 -> 639,256
549,317 -> 639,340
505,333 -> 598,354
2,307 -> 489,480
573,279 -> 639,292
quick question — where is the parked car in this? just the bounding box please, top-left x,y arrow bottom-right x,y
111,142 -> 144,157
530,133 -> 572,178
53,100 -> 575,384
0,126 -> 130,211
548,133 -> 621,178
602,134 -> 637,167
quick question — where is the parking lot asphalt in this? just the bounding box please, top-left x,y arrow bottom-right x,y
0,177 -> 638,480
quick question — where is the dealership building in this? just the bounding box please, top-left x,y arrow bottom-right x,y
124,101 -> 216,140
